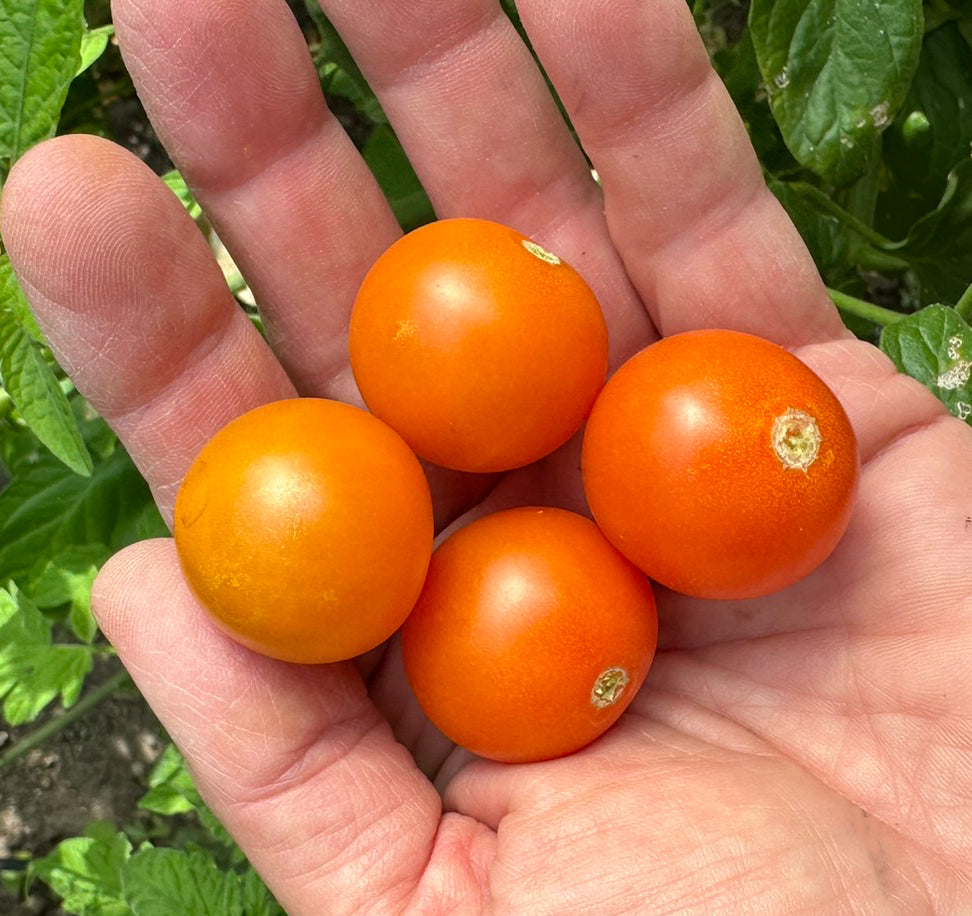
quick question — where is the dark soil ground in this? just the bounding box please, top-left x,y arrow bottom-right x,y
0,659 -> 168,914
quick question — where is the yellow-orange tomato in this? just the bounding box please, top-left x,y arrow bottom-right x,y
582,330 -> 860,599
174,399 -> 433,663
402,507 -> 658,763
349,218 -> 608,472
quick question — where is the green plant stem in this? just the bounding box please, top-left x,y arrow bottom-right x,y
852,246 -> 912,275
0,667 -> 132,772
955,280 -> 972,323
828,288 -> 905,327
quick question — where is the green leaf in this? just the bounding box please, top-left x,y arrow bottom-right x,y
240,869 -> 286,916
304,1 -> 386,125
769,178 -> 857,284
0,254 -> 43,341
77,25 -> 114,77
880,304 -> 972,422
0,257 -> 93,476
889,157 -> 972,305
30,543 -> 111,643
29,822 -> 132,916
0,0 -> 85,180
362,124 -> 434,232
161,169 -> 203,222
0,444 -> 163,589
880,22 -> 972,237
749,0 -> 923,186
0,584 -> 93,724
139,744 -> 245,865
122,848 -> 242,916
139,744 -> 203,816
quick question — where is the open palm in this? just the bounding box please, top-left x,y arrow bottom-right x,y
4,0 -> 970,912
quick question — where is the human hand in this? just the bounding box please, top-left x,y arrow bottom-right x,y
3,0 -> 971,912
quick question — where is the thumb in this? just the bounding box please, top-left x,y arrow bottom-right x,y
93,538 -> 487,914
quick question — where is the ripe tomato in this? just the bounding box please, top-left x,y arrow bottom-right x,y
401,507 -> 658,763
581,330 -> 860,599
173,398 -> 433,663
349,218 -> 608,472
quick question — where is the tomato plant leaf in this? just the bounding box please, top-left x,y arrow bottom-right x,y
880,304 -> 972,423
0,584 -> 93,725
0,254 -> 43,342
0,0 -> 85,183
769,178 -> 857,287
303,0 -> 386,126
240,869 -> 286,916
0,257 -> 93,476
28,822 -> 133,916
161,169 -> 203,222
138,743 -> 203,816
0,443 -> 163,589
362,124 -> 434,232
76,24 -> 114,77
121,848 -> 243,916
879,22 -> 972,238
30,543 -> 111,643
886,157 -> 972,305
749,0 -> 923,187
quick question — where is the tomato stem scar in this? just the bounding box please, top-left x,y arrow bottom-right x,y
772,408 -> 821,471
591,667 -> 630,708
522,239 -> 561,265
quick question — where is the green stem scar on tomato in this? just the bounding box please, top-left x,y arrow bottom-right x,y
173,398 -> 434,664
581,330 -> 860,600
349,218 -> 608,473
402,507 -> 658,764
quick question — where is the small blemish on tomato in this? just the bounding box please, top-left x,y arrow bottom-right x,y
394,318 -> 417,340
591,667 -> 630,709
522,239 -> 561,266
772,408 -> 821,472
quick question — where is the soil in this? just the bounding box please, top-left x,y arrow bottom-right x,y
0,658 -> 168,914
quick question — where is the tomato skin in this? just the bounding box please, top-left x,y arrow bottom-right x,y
173,398 -> 433,664
581,330 -> 860,600
402,507 -> 658,763
349,218 -> 608,473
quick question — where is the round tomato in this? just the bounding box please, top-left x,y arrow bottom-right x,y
581,330 -> 860,599
401,507 -> 658,763
173,398 -> 433,663
349,218 -> 608,472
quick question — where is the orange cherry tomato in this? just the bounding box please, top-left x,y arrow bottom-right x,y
349,218 -> 609,472
402,507 -> 658,763
581,329 -> 860,599
174,398 -> 433,663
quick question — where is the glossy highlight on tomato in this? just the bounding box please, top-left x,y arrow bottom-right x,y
402,507 -> 658,763
349,217 -> 609,472
581,330 -> 860,599
174,398 -> 434,664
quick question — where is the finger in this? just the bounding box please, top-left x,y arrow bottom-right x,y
319,0 -> 654,365
94,539 -> 495,914
1,135 -> 293,521
518,0 -> 848,347
112,0 -> 403,397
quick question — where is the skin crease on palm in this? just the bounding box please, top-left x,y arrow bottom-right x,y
2,0 -> 972,911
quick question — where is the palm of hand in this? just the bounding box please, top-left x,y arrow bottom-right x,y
3,0 -> 970,913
